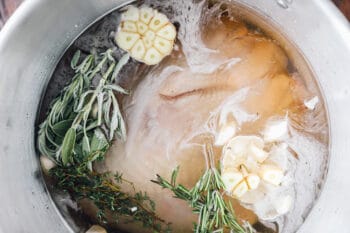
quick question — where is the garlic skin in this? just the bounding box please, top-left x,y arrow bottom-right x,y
221,135 -> 294,219
115,6 -> 177,65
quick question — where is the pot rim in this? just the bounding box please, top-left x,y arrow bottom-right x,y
0,0 -> 350,232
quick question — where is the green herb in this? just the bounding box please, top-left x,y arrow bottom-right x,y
152,146 -> 252,233
38,50 -> 169,232
38,50 -> 130,167
50,162 -> 170,232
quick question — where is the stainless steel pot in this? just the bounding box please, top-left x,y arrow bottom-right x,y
0,0 -> 350,232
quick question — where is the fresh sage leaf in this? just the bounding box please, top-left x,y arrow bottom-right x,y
91,129 -> 108,152
71,50 -> 81,70
82,134 -> 91,157
52,119 -> 74,137
106,84 -> 129,95
61,128 -> 76,166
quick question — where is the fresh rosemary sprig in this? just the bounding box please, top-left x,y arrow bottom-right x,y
38,50 -> 169,232
153,147 -> 252,233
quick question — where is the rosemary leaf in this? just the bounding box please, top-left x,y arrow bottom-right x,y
153,167 -> 250,233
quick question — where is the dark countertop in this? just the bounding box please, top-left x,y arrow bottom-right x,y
0,0 -> 349,29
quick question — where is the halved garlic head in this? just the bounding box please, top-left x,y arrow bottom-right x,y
115,6 -> 177,65
221,136 -> 286,199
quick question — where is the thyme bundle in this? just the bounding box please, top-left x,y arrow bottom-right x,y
38,50 -> 169,232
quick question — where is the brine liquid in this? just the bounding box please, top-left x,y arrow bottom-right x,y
43,1 -> 329,233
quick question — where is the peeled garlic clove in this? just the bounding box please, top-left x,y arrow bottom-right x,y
215,123 -> 236,146
263,118 -> 289,142
115,31 -> 140,50
122,6 -> 140,21
149,12 -> 169,31
260,165 -> 284,186
246,174 -> 260,190
116,6 -> 176,65
304,96 -> 319,110
156,24 -> 177,40
40,155 -> 56,175
144,48 -> 163,65
225,136 -> 264,155
249,144 -> 269,163
86,225 -> 107,233
222,171 -> 244,193
273,195 -> 293,215
232,180 -> 249,198
139,7 -> 154,24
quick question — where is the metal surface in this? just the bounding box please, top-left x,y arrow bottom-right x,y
0,0 -> 349,233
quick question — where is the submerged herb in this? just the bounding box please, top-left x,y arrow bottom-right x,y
38,49 -> 129,168
152,146 -> 252,233
38,50 -> 169,232
50,163 -> 169,231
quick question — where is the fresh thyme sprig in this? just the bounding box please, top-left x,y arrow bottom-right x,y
38,50 -> 169,232
50,162 -> 170,232
153,147 -> 252,233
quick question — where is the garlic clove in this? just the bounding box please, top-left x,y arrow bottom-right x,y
137,21 -> 148,35
130,40 -> 146,61
232,180 -> 249,198
154,36 -> 173,55
249,144 -> 269,163
115,31 -> 140,50
259,165 -> 284,186
222,171 -> 244,193
123,21 -> 138,33
144,48 -> 163,65
215,123 -> 236,146
304,96 -> 319,110
156,24 -> 177,40
86,225 -> 107,233
142,38 -> 153,49
225,136 -> 264,156
40,155 -> 56,175
149,12 -> 169,31
263,118 -> 289,142
273,195 -> 293,215
139,7 -> 154,24
246,174 -> 260,190
122,6 -> 140,21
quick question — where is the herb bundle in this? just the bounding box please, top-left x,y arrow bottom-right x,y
38,50 -> 169,232
153,147 -> 251,233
